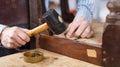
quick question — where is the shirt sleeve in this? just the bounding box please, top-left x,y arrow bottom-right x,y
0,24 -> 7,35
75,0 -> 95,23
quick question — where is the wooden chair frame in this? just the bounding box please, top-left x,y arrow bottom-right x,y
37,0 -> 120,67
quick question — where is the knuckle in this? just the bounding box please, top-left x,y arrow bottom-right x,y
12,27 -> 19,31
83,21 -> 88,25
86,30 -> 91,35
72,24 -> 76,27
74,22 -> 80,26
13,26 -> 18,29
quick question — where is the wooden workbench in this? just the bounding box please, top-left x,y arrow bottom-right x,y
0,21 -> 103,67
0,48 -> 101,67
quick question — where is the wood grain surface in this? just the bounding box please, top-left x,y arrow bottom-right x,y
0,49 -> 101,67
55,21 -> 103,46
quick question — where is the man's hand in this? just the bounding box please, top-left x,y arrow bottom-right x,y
1,26 -> 30,49
66,17 -> 94,38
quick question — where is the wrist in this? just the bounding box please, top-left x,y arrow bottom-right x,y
75,6 -> 93,23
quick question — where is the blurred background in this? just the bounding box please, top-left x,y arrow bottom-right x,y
46,0 -> 109,23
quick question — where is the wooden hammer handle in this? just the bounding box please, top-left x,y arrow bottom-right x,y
26,23 -> 49,37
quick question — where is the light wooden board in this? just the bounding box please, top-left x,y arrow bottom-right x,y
0,49 -> 101,67
55,21 -> 103,46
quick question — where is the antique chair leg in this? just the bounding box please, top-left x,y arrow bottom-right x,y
103,0 -> 120,67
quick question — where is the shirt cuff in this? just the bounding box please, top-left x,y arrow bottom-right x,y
0,24 -> 7,34
75,5 -> 93,23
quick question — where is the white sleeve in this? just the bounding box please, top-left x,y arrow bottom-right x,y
0,24 -> 7,34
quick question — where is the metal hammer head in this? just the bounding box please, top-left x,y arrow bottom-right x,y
42,9 -> 66,34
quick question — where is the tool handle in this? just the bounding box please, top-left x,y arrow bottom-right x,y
26,23 -> 49,37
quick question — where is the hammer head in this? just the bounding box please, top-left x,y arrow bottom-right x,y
42,9 -> 66,34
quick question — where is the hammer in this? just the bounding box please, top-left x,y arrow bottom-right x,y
26,9 -> 66,37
